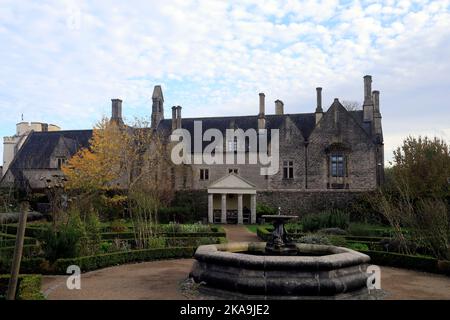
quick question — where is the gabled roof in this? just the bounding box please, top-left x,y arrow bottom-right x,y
6,130 -> 92,172
208,173 -> 256,193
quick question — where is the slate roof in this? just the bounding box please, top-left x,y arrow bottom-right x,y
8,130 -> 92,172
3,108 -> 373,187
157,112 -> 317,144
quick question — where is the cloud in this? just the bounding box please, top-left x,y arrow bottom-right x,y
0,0 -> 450,165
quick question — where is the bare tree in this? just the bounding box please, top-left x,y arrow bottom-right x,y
341,100 -> 362,111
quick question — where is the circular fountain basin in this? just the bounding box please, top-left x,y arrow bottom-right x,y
190,242 -> 371,299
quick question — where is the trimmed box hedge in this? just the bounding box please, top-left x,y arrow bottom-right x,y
52,246 -> 196,274
0,274 -> 45,300
0,244 -> 41,259
0,258 -> 48,275
359,250 -> 442,273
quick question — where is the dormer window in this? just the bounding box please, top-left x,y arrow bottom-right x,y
56,157 -> 66,169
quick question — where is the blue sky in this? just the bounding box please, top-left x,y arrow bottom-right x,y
1,0 -> 450,165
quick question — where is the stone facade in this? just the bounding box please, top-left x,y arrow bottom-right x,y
1,76 -> 384,221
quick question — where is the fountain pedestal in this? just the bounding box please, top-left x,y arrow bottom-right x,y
262,214 -> 298,255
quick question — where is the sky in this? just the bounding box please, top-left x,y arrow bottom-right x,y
1,0 -> 450,166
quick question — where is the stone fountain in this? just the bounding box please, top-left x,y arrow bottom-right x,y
262,207 -> 298,255
190,209 -> 373,299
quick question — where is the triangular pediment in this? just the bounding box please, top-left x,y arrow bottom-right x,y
208,173 -> 256,190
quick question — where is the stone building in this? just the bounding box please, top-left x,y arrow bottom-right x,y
1,75 -> 384,223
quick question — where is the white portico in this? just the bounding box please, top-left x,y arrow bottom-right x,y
207,173 -> 257,224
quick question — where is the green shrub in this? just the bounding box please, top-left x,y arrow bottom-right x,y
158,206 -> 199,224
256,226 -> 272,241
0,274 -> 45,300
328,235 -> 347,247
347,242 -> 369,251
256,203 -> 278,216
301,210 -> 349,232
0,258 -> 50,274
147,236 -> 166,249
110,219 -> 128,233
39,216 -> 85,262
347,223 -> 393,237
297,234 -> 331,245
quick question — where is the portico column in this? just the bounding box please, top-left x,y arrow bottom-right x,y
208,194 -> 213,223
221,194 -> 227,224
237,194 -> 243,224
250,194 -> 256,224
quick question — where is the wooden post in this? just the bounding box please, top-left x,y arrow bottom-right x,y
6,202 -> 29,300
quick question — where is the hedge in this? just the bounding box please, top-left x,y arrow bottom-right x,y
0,258 -> 48,275
101,231 -> 226,240
0,233 -> 36,246
52,246 -> 196,274
0,244 -> 41,259
256,226 -> 271,241
1,224 -> 46,238
0,274 -> 45,300
361,250 -> 450,275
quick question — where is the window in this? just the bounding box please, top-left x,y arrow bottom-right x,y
228,168 -> 238,174
200,168 -> 209,181
331,155 -> 345,177
283,160 -> 294,179
227,138 -> 238,152
56,157 -> 66,169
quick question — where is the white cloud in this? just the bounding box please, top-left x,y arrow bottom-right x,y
0,0 -> 450,164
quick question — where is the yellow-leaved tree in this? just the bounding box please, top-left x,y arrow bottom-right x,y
62,117 -> 126,192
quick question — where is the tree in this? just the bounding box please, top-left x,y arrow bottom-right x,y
341,100 -> 362,111
62,116 -> 175,249
392,136 -> 450,199
373,136 -> 450,259
62,117 -> 126,192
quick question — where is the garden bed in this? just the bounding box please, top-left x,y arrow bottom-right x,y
0,274 -> 45,300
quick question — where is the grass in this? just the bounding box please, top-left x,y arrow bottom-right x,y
246,224 -> 271,233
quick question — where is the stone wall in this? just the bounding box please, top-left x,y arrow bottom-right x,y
257,190 -> 366,216
174,189 -> 368,219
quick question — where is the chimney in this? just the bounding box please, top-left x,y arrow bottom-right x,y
315,87 -> 323,124
275,100 -> 284,115
372,90 -> 380,114
111,99 -> 124,125
372,90 -> 382,136
176,106 -> 182,129
258,93 -> 265,130
171,106 -> 177,131
363,75 -> 374,122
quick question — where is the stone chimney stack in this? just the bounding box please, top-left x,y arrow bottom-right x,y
315,87 -> 323,124
176,106 -> 182,129
111,99 -> 124,125
363,75 -> 374,122
171,106 -> 177,131
258,93 -> 266,130
275,100 -> 284,115
372,90 -> 382,136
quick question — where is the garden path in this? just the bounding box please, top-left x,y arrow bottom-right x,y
223,224 -> 259,242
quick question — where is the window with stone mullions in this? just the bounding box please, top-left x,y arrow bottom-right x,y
200,169 -> 209,180
283,160 -> 294,179
331,155 -> 345,177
